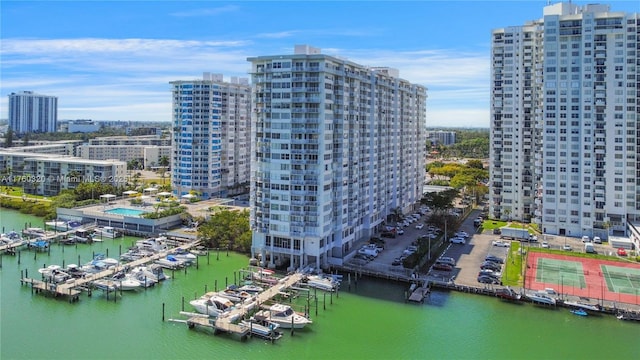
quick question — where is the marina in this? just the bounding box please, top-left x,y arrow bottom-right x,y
1,209 -> 639,360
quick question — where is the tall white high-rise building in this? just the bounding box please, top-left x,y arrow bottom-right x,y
170,73 -> 251,199
490,3 -> 639,239
248,45 -> 427,270
8,91 -> 58,134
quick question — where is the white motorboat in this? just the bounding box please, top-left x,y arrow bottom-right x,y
171,249 -> 197,264
189,293 -> 234,317
240,318 -> 281,339
526,291 -> 557,306
136,237 -> 168,252
237,284 -> 264,294
563,301 -> 601,313
1,231 -> 23,244
112,272 -> 142,291
302,274 -> 340,292
81,255 -> 119,274
93,226 -> 121,239
127,266 -> 159,287
254,303 -> 312,329
45,220 -> 70,232
250,268 -> 279,284
92,279 -> 119,292
154,255 -> 184,269
38,265 -> 71,283
72,229 -> 93,243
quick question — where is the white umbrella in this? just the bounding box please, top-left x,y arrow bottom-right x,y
181,194 -> 196,199
123,190 -> 138,195
157,191 -> 172,196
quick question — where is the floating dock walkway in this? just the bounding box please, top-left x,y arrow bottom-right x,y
19,240 -> 201,302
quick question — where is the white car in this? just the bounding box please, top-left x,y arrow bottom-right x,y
396,228 -> 404,235
541,241 -> 550,248
492,240 -> 510,247
415,223 -> 424,230
450,237 -> 465,244
456,231 -> 469,238
581,236 -> 591,243
593,236 -> 602,244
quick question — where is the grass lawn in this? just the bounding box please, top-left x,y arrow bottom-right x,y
479,220 -> 507,232
503,241 -> 524,286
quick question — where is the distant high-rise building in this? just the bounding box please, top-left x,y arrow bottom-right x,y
490,3 -> 639,239
248,45 -> 427,270
8,91 -> 58,134
170,73 -> 251,199
426,130 -> 457,146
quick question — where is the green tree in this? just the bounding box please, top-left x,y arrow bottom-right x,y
198,209 -> 251,253
421,188 -> 459,214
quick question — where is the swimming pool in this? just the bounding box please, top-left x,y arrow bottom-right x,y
104,208 -> 147,216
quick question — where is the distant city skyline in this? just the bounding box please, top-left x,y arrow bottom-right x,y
1,1 -> 637,128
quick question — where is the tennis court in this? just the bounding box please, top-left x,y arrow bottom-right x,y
534,258 -> 586,289
601,265 -> 640,295
525,251 -> 640,304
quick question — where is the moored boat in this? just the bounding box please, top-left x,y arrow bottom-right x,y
45,220 -> 70,232
240,318 -> 282,339
570,309 -> 588,316
93,226 -> 121,239
616,311 -> 640,322
189,293 -> 235,317
496,287 -> 522,302
526,291 -> 557,306
563,301 -> 601,313
254,303 -> 312,329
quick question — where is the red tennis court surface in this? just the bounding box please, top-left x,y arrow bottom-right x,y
525,251 -> 640,305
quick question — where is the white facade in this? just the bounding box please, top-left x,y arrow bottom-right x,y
0,151 -> 126,196
490,3 -> 639,239
170,73 -> 251,199
248,46 -> 427,270
8,91 -> 58,134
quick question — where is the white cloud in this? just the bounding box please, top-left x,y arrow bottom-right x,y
1,38 -> 492,126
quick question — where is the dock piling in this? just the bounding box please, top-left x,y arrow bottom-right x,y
162,302 -> 165,321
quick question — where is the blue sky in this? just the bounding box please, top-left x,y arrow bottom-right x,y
1,1 -> 638,128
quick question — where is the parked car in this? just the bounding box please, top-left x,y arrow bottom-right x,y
391,258 -> 403,266
562,244 -> 573,251
492,240 -> 510,247
493,228 -> 501,235
617,248 -> 628,257
436,257 -> 456,267
541,241 -> 550,248
480,262 -> 502,272
415,223 -> 424,230
593,236 -> 602,244
456,231 -> 469,238
478,269 -> 501,279
581,235 -> 591,243
484,255 -> 504,264
381,231 -> 396,238
477,275 -> 501,285
396,228 -> 404,235
432,263 -> 453,271
450,237 -> 465,244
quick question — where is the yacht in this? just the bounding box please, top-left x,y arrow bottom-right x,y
136,237 -> 168,252
71,229 -> 93,244
111,271 -> 142,291
171,249 -> 197,265
1,231 -> 23,245
189,293 -> 234,317
526,291 -> 557,306
93,226 -> 121,239
240,318 -> 282,339
254,303 -> 312,329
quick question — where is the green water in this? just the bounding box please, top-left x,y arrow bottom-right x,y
1,209 -> 638,359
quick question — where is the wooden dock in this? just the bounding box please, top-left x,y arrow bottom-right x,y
177,272 -> 305,339
0,240 -> 28,254
408,284 -> 431,303
19,240 -> 201,301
